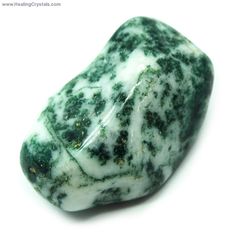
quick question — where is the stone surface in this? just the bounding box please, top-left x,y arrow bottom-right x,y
20,16 -> 213,211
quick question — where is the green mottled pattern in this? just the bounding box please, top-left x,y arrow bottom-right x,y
20,17 -> 213,211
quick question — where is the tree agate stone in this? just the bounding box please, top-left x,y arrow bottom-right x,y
20,17 -> 213,211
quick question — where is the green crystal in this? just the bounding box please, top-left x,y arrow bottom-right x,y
20,17 -> 213,211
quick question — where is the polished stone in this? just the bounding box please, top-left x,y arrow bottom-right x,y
20,16 -> 213,211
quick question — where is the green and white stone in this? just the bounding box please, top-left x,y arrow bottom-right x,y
20,17 -> 213,211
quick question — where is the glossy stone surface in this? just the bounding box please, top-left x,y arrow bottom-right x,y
20,16 -> 213,211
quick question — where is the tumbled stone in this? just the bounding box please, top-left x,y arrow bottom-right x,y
20,16 -> 213,211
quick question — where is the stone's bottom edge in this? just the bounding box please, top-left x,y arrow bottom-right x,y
59,182 -> 167,212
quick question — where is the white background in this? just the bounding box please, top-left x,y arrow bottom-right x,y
0,0 -> 235,235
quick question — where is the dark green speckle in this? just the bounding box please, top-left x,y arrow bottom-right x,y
88,143 -> 111,165
90,92 -> 106,116
113,130 -> 129,164
20,137 -> 57,183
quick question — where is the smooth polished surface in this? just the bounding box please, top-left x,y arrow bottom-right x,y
20,16 -> 213,211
